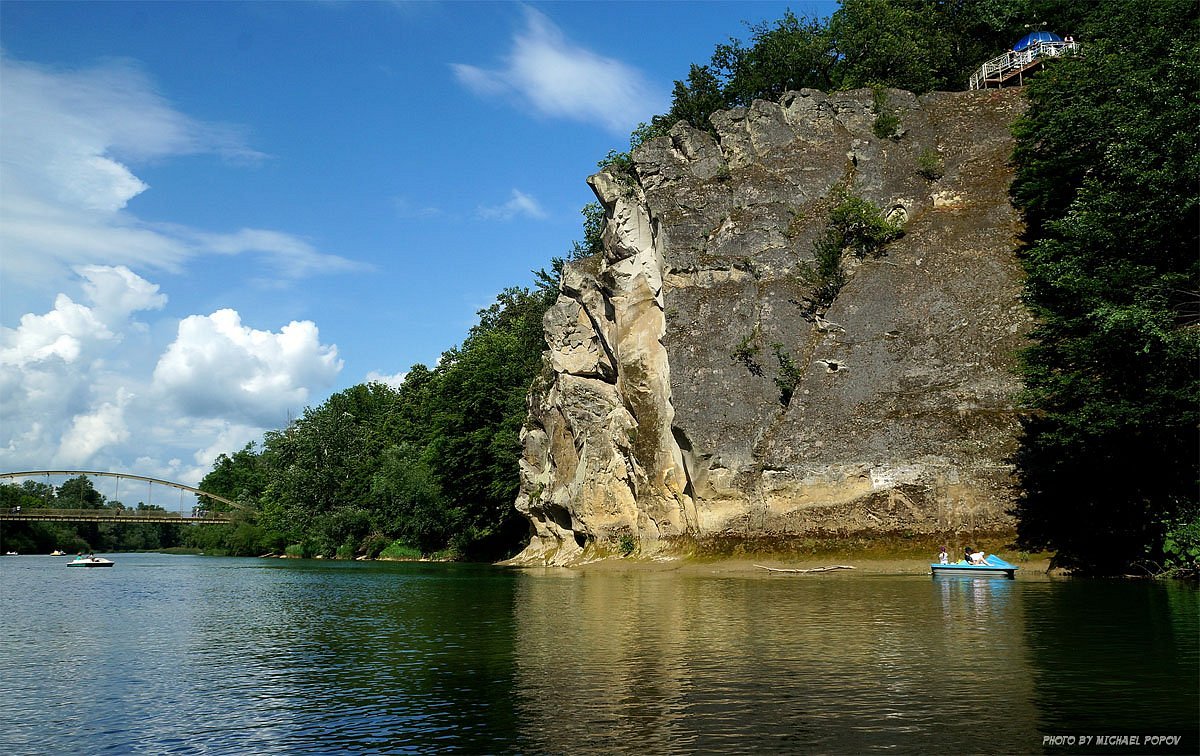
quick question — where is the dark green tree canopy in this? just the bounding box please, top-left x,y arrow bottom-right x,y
1009,0 -> 1200,573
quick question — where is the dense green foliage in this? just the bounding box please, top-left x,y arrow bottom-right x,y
915,147 -> 945,181
825,193 -> 905,258
0,477 -> 184,554
1009,0 -> 1199,574
604,0 -> 1090,179
871,86 -> 903,139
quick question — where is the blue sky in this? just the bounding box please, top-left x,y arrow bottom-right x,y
1,0 -> 837,487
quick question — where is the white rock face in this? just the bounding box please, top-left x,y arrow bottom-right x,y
511,170 -> 696,565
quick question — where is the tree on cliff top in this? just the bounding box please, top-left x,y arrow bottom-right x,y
1010,0 -> 1200,574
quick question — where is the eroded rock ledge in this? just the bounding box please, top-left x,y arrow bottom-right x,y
511,88 -> 1030,565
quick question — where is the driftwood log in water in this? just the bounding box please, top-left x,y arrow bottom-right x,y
754,564 -> 856,574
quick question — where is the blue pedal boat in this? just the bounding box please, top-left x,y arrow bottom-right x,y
930,554 -> 1018,579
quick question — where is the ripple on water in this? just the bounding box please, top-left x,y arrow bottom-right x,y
1,556 -> 1196,754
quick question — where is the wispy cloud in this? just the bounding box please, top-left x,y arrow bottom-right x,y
0,53 -> 361,485
392,195 -> 442,219
477,188 -> 548,221
190,228 -> 373,278
0,54 -> 360,300
451,7 -> 666,134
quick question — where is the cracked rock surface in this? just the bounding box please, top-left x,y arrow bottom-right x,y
510,88 -> 1030,565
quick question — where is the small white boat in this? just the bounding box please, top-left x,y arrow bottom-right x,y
51,549 -> 67,556
67,555 -> 115,568
4,551 -> 17,556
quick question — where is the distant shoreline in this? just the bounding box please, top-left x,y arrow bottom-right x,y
136,534 -> 1063,576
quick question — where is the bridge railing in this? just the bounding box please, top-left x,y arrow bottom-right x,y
0,470 -> 243,511
0,508 -> 233,523
969,40 -> 1079,90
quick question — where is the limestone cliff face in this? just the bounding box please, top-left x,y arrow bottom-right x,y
513,88 -> 1031,564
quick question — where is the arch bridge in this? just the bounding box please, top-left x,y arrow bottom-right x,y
0,470 -> 239,524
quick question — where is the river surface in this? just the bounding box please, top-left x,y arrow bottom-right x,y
0,553 -> 1195,755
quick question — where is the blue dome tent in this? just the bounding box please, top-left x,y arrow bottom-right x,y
1013,31 -> 1064,51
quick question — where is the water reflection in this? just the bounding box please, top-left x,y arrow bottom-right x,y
1,555 -> 1195,754
935,572 -> 1014,617
510,570 -> 1042,754
202,561 -> 524,754
1022,580 -> 1200,753
0,556 -> 523,754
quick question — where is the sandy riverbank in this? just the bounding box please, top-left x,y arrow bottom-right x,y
559,554 -> 1056,577
513,529 -> 1056,576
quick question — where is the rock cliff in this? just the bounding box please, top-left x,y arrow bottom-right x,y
513,87 -> 1030,564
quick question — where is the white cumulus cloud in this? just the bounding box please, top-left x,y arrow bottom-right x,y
79,264 -> 169,323
153,309 -> 343,427
451,7 -> 666,134
0,268 -> 342,484
1,267 -> 166,470
0,53 -> 362,484
365,369 -> 407,388
57,391 -> 133,466
0,265 -> 164,371
0,294 -> 113,368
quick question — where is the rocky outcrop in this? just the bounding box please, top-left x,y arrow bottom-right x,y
512,88 -> 1030,564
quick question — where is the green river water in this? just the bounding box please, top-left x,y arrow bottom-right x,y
0,553 -> 1195,754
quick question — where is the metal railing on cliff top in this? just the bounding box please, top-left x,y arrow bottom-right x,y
969,40 -> 1080,90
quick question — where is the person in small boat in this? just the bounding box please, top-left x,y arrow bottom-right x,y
939,546 -> 949,564
962,546 -> 986,564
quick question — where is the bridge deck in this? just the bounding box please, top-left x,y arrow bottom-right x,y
0,509 -> 232,524
0,470 -> 241,510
